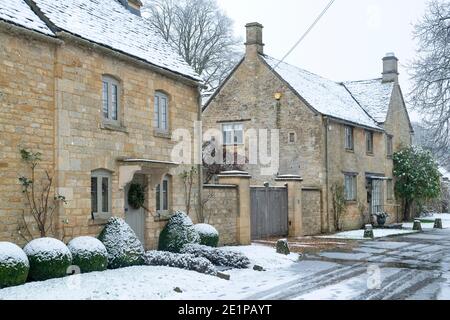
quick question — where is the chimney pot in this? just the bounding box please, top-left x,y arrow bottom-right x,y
382,52 -> 399,83
245,22 -> 264,56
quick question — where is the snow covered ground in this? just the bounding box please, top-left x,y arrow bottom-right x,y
403,213 -> 450,229
0,244 -> 329,300
318,229 -> 418,240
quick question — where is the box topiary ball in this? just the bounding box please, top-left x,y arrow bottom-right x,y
158,211 -> 200,253
194,224 -> 219,247
0,242 -> 29,288
67,236 -> 108,273
24,238 -> 72,281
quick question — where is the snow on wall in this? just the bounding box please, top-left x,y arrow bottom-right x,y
262,55 -> 382,130
0,0 -> 54,36
31,0 -> 201,81
343,79 -> 394,123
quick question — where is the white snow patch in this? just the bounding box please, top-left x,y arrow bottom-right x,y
0,242 -> 29,268
67,237 -> 107,256
319,229 -> 418,240
23,238 -> 72,261
194,224 -> 218,236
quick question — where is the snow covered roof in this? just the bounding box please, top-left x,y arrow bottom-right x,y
0,0 -> 54,36
343,79 -> 394,123
262,55 -> 381,130
439,167 -> 450,180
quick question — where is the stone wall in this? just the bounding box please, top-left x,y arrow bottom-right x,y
302,189 -> 322,236
202,185 -> 239,245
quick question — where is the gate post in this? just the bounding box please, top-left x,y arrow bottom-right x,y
218,171 -> 252,245
276,175 -> 303,237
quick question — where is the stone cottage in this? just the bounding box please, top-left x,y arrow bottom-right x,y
0,0 -> 203,249
203,23 -> 414,236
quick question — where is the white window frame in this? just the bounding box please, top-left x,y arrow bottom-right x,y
222,123 -> 244,146
344,126 -> 354,151
344,174 -> 357,201
91,169 -> 112,220
154,92 -> 169,133
366,131 -> 374,155
156,175 -> 170,215
102,76 -> 120,125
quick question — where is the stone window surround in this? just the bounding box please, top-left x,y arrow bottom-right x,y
365,130 -> 374,156
91,169 -> 113,221
156,174 -> 171,216
288,131 -> 297,144
154,91 -> 170,135
102,75 -> 121,127
344,125 -> 354,151
343,172 -> 358,202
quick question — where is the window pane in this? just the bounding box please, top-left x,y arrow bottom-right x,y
102,82 -> 109,119
156,184 -> 160,211
91,177 -> 98,214
161,97 -> 167,130
102,177 -> 109,213
162,179 -> 168,210
234,130 -> 243,144
111,84 -> 118,121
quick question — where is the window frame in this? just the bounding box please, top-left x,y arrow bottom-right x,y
344,126 -> 354,151
366,131 -> 374,155
102,75 -> 121,126
344,174 -> 357,202
288,131 -> 297,144
222,123 -> 244,146
386,135 -> 394,158
156,175 -> 171,216
154,91 -> 169,133
91,169 -> 113,220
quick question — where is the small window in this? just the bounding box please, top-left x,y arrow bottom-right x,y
344,174 -> 357,201
222,123 -> 244,145
387,179 -> 394,200
387,135 -> 394,157
154,92 -> 169,132
344,126 -> 354,151
156,175 -> 170,214
91,169 -> 112,219
102,76 -> 120,124
288,132 -> 296,144
366,131 -> 374,154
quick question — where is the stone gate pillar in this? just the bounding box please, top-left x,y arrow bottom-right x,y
276,175 -> 304,237
218,171 -> 252,245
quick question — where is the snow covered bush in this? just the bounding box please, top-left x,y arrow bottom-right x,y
24,238 -> 72,281
181,244 -> 250,269
158,211 -> 200,253
144,250 -> 216,275
0,242 -> 29,288
194,224 -> 219,247
67,237 -> 108,273
98,217 -> 145,269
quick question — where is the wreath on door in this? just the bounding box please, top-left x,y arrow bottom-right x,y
128,184 -> 145,210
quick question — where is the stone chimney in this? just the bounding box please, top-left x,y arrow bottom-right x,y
382,52 -> 399,83
118,0 -> 143,16
245,22 -> 264,56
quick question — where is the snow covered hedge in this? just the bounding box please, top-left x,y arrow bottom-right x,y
158,211 -> 200,253
194,224 -> 219,247
144,250 -> 216,275
24,238 -> 72,281
98,217 -> 145,269
67,237 -> 108,273
0,242 -> 29,288
181,244 -> 250,269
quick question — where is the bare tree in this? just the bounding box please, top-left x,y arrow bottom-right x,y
143,0 -> 242,89
410,0 -> 450,165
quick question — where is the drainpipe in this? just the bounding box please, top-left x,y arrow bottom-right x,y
324,116 -> 330,233
197,86 -> 204,221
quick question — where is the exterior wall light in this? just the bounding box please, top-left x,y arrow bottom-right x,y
274,92 -> 282,101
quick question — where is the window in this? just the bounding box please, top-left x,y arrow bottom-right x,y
154,92 -> 169,132
344,174 -> 357,201
387,135 -> 394,157
222,123 -> 244,145
366,131 -> 374,154
156,175 -> 170,214
344,126 -> 354,151
387,179 -> 394,200
288,132 -> 296,144
102,76 -> 120,124
91,169 -> 112,219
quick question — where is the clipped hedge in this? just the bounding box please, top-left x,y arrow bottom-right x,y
24,238 -> 72,281
158,211 -> 200,253
194,224 -> 219,247
67,236 -> 108,273
98,217 -> 145,269
144,250 -> 216,275
181,244 -> 250,269
0,242 -> 29,288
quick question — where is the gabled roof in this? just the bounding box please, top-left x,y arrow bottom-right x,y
342,79 -> 394,123
0,0 -> 201,82
261,55 -> 381,130
0,0 -> 54,36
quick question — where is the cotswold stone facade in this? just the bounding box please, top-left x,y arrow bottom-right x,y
203,23 -> 413,235
0,1 -> 201,249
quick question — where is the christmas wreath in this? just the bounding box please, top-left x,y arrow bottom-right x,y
128,184 -> 145,210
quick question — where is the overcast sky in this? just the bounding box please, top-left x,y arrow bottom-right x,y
216,0 -> 430,122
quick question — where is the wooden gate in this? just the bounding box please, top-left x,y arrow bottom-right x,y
251,186 -> 288,240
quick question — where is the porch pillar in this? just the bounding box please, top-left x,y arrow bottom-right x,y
218,171 -> 252,245
276,175 -> 303,237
